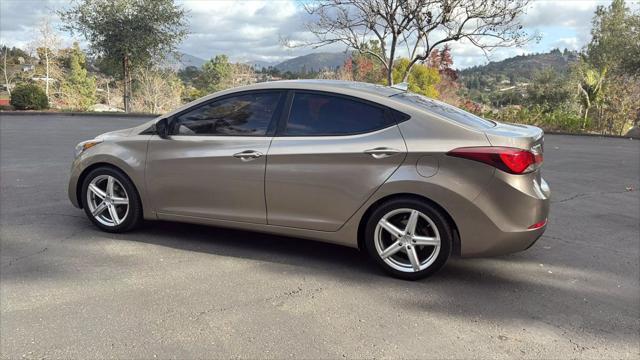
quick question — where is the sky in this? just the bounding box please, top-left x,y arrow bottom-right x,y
0,0 -> 627,69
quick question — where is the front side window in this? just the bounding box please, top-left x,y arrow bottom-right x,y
284,92 -> 394,136
174,92 -> 282,136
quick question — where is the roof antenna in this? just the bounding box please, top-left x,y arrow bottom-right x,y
390,82 -> 409,92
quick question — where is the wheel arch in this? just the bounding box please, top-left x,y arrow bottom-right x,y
356,193 -> 461,255
76,162 -> 143,214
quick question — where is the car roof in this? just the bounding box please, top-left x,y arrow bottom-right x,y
219,79 -> 404,99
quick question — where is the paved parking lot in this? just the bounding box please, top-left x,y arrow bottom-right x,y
1,114 -> 639,359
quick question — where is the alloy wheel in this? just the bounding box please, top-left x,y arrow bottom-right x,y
374,208 -> 441,272
86,175 -> 130,227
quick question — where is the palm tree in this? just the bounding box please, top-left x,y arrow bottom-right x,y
579,67 -> 607,129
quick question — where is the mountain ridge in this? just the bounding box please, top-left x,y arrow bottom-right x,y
273,52 -> 350,73
460,49 -> 580,89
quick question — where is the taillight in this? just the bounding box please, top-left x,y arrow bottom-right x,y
447,146 -> 543,174
528,219 -> 547,229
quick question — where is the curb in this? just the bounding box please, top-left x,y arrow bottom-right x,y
544,130 -> 638,140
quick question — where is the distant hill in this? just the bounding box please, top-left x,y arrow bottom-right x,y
460,49 -> 579,90
274,52 -> 350,73
245,60 -> 279,70
162,52 -> 206,70
178,53 -> 206,69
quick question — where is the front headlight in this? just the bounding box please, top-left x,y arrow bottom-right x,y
74,139 -> 103,158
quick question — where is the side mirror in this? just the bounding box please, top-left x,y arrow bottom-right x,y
156,118 -> 171,139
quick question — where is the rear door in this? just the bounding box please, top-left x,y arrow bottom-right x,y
146,90 -> 284,224
265,91 -> 407,231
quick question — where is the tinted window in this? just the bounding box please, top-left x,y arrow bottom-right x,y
174,92 -> 281,136
398,93 -> 495,129
285,93 -> 394,136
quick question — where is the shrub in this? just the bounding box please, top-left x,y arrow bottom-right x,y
10,84 -> 49,110
482,105 -> 585,133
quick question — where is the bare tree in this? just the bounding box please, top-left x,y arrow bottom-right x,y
230,63 -> 257,87
133,67 -> 183,114
1,45 -> 12,97
300,0 -> 535,85
32,17 -> 61,97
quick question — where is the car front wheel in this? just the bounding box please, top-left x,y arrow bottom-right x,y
81,166 -> 142,233
364,198 -> 452,280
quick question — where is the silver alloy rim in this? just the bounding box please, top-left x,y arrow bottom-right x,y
86,175 -> 129,227
374,208 -> 441,273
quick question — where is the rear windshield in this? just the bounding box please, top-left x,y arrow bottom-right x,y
395,93 -> 495,129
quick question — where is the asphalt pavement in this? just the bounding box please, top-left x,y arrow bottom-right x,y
1,114 -> 639,359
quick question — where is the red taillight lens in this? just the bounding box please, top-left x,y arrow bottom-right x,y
447,146 -> 542,174
528,219 -> 547,229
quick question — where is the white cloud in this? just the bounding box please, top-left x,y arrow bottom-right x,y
521,0 -> 601,28
551,37 -> 581,51
177,0 -> 313,61
0,0 -> 627,68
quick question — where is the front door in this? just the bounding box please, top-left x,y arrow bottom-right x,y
146,91 -> 284,224
266,91 -> 407,231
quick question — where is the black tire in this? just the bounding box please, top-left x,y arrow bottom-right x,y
81,166 -> 143,233
364,197 -> 452,280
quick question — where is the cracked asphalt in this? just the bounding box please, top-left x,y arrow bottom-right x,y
1,114 -> 639,359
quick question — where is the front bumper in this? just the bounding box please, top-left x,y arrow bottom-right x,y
68,157 -> 82,208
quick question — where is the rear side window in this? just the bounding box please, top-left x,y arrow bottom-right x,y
284,92 -> 395,136
174,92 -> 281,136
398,93 -> 495,129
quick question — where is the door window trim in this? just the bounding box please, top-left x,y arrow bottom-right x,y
167,89 -> 286,137
275,90 -> 409,137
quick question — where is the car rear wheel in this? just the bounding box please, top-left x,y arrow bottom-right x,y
364,198 -> 452,280
81,167 -> 142,233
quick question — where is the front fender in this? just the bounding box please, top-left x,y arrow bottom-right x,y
68,135 -> 154,219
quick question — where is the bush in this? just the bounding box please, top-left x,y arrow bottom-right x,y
10,84 -> 49,110
482,105 -> 584,133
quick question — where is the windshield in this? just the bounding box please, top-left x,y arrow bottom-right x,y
395,93 -> 495,129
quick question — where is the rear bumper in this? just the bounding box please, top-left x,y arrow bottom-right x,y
462,221 -> 547,257
459,172 -> 550,257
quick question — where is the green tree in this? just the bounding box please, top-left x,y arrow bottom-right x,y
526,69 -> 573,109
59,0 -> 188,112
586,0 -> 640,75
61,43 -> 96,111
392,58 -> 440,98
196,55 -> 233,93
578,65 -> 607,128
178,66 -> 202,87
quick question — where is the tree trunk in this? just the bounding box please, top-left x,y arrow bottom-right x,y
44,49 -> 50,97
401,70 -> 409,83
106,80 -> 110,107
123,56 -> 131,112
582,107 -> 590,129
3,49 -> 10,97
401,58 -> 418,84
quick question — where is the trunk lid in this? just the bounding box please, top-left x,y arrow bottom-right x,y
483,122 -> 544,151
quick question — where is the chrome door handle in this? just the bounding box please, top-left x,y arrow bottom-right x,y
233,150 -> 263,161
364,147 -> 402,159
